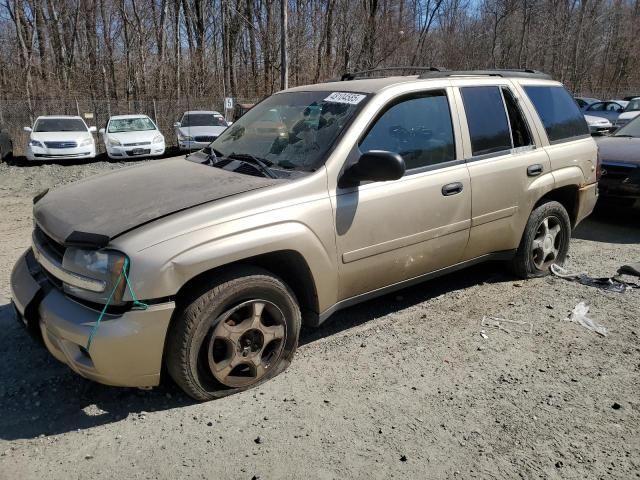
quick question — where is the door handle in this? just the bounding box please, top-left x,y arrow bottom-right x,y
527,164 -> 543,177
441,182 -> 464,196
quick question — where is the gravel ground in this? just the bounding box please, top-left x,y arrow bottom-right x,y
0,159 -> 639,480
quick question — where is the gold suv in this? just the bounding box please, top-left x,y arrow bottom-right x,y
11,69 -> 599,400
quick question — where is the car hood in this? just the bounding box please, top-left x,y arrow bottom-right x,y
596,136 -> 640,165
31,131 -> 93,143
33,157 -> 280,247
617,111 -> 640,120
105,130 -> 162,143
585,115 -> 610,124
178,126 -> 227,137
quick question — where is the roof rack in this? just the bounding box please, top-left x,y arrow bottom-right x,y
417,69 -> 551,79
340,66 -> 447,81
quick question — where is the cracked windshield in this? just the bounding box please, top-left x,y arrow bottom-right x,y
211,91 -> 367,171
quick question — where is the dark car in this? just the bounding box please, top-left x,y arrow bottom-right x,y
595,116 -> 640,208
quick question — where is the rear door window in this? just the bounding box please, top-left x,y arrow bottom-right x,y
460,86 -> 512,156
523,86 -> 589,143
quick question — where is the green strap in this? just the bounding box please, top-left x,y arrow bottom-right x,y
86,258 -> 148,351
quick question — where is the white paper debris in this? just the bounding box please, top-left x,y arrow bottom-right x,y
565,302 -> 607,336
324,92 -> 366,105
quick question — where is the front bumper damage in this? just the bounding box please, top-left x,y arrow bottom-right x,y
599,162 -> 640,208
10,249 -> 175,387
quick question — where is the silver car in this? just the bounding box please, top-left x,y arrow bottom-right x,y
582,101 -> 625,123
175,111 -> 230,151
11,70 -> 599,400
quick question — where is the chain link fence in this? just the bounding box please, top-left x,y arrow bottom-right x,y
0,95 -> 263,157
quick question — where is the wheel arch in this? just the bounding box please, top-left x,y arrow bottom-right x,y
533,185 -> 580,227
172,250 -> 320,325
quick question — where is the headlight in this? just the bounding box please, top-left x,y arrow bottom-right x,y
79,138 -> 93,147
178,133 -> 193,141
29,139 -> 44,148
153,134 -> 164,144
108,138 -> 122,147
62,248 -> 129,305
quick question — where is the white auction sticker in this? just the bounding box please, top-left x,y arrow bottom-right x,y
324,92 -> 366,105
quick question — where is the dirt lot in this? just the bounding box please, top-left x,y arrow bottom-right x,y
0,158 -> 639,480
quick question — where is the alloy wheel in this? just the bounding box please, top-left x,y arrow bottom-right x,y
530,215 -> 564,271
204,299 -> 286,388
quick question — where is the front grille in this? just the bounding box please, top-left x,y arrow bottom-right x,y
34,225 -> 66,262
194,136 -> 216,143
34,152 -> 91,158
44,141 -> 77,149
123,141 -> 151,147
126,149 -> 151,156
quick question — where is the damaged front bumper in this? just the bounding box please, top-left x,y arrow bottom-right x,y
10,249 -> 175,388
599,162 -> 640,208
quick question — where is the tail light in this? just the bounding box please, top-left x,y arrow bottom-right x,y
595,148 -> 602,180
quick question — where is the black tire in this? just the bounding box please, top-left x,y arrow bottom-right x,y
511,201 -> 571,279
166,266 -> 301,401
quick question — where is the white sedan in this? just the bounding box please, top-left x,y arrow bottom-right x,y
584,114 -> 612,134
24,116 -> 96,161
100,115 -> 165,159
175,110 -> 230,151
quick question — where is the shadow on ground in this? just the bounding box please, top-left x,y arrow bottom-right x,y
0,261 -> 512,441
5,147 -> 183,167
573,207 -> 640,244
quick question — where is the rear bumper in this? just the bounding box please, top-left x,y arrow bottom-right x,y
10,249 -> 175,387
575,183 -> 599,226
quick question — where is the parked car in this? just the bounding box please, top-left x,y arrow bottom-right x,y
100,114 -> 165,159
584,114 -> 613,134
11,70 -> 598,400
24,116 -> 96,161
595,115 -> 640,209
614,97 -> 640,129
582,101 -> 625,123
0,123 -> 13,161
175,111 -> 229,151
575,96 -> 600,110
609,99 -> 629,108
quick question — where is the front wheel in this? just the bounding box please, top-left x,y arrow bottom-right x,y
511,201 -> 571,279
166,267 -> 301,401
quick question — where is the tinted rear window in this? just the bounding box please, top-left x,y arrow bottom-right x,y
524,86 -> 589,143
461,86 -> 512,156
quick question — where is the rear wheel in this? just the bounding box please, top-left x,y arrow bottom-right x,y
511,201 -> 571,278
166,267 -> 301,401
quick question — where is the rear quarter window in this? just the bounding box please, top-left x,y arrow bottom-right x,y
524,86 -> 589,143
460,86 -> 512,156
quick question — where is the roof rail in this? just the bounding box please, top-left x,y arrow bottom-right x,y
417,69 -> 551,80
340,66 -> 447,81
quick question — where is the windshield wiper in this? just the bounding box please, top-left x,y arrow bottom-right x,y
204,147 -> 224,165
614,134 -> 635,138
227,152 -> 278,179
